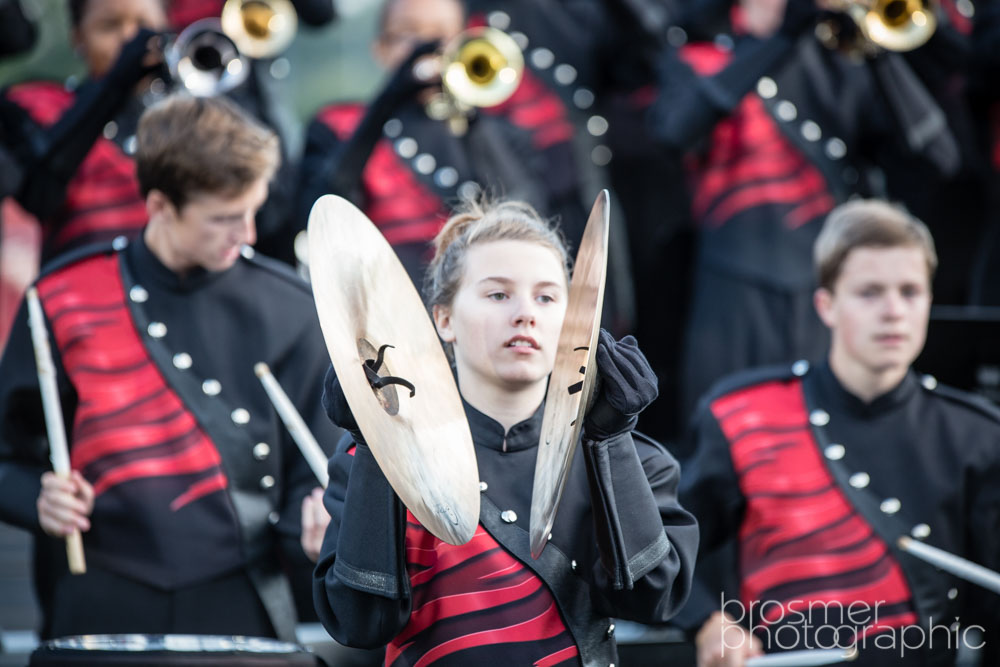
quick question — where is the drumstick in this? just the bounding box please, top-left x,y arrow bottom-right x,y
746,647 -> 857,666
254,362 -> 329,487
25,287 -> 87,575
898,536 -> 1000,595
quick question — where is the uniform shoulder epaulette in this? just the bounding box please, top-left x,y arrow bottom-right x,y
917,374 -> 1000,425
35,238 -> 121,282
703,359 -> 812,403
237,246 -> 312,295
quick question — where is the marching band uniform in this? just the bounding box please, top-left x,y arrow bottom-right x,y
677,359 -> 1000,665
313,395 -> 699,665
651,8 -> 961,426
298,96 -> 548,286
0,235 -> 338,640
0,31 -> 298,266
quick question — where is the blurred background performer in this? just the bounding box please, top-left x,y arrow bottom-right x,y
297,0 -> 553,287
0,94 -> 338,641
649,0 -> 964,436
0,0 -> 309,269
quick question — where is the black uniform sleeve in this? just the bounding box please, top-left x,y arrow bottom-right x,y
295,117 -> 359,228
312,443 -> 412,648
0,0 -> 37,57
671,400 -> 746,631
583,430 -> 700,623
14,29 -> 162,220
0,298 -> 78,532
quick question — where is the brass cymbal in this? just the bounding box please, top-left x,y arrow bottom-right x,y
529,190 -> 610,558
307,195 -> 479,545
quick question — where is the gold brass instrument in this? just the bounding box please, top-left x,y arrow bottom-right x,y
820,0 -> 936,53
166,0 -> 297,97
220,0 -> 298,60
425,27 -> 524,134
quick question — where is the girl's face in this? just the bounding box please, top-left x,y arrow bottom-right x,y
73,0 -> 167,79
434,239 -> 568,395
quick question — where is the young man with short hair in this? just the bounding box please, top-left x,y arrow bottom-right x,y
677,199 -> 1000,666
0,94 -> 337,640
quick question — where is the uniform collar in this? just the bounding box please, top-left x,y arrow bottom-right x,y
463,399 -> 543,453
127,233 -> 229,293
812,359 -> 918,418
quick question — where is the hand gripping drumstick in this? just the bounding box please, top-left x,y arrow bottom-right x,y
25,287 -> 87,574
254,362 -> 329,488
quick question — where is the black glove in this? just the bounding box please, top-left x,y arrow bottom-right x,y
321,364 -> 365,445
583,329 -> 659,441
323,39 -> 440,196
104,27 -> 166,90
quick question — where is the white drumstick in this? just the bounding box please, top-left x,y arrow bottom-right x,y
254,362 -> 329,487
898,536 -> 1000,595
26,287 -> 86,574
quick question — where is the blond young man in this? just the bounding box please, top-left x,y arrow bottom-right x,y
0,95 -> 338,640
676,199 -> 1000,666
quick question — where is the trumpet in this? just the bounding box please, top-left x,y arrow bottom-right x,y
820,0 -> 936,53
424,27 -> 524,133
166,0 -> 297,97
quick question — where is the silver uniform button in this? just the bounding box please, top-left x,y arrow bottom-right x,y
260,475 -> 276,490
791,359 -> 809,376
269,57 -> 291,80
147,322 -> 167,338
948,587 -> 959,600
395,137 -> 418,159
586,115 -> 609,137
253,442 -> 271,460
825,137 -> 847,159
112,235 -> 129,251
129,285 -> 149,303
487,10 -> 510,30
606,623 -> 615,639
911,523 -> 931,539
240,245 -> 255,259
172,352 -> 192,370
103,120 -> 119,140
573,88 -> 595,110
571,559 -> 578,571
383,118 -> 403,138
231,408 -> 250,425
921,375 -> 938,390
880,497 -> 901,515
500,509 -> 517,523
414,153 -> 436,175
801,120 -> 822,142
591,145 -> 612,167
809,409 -> 830,426
849,472 -> 870,489
123,135 -> 138,155
434,166 -> 459,188
479,481 -> 488,492
509,31 -> 529,51
530,48 -> 555,70
268,511 -> 280,525
553,63 -> 577,86
202,379 -> 222,396
824,444 -> 846,461
457,181 -> 480,200
776,100 -> 798,122
756,77 -> 778,99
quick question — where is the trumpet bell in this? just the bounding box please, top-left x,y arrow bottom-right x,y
167,18 -> 249,97
221,0 -> 298,60
860,0 -> 936,51
442,27 -> 523,108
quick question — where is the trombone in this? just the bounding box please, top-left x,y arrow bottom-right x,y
820,0 -> 936,53
423,27 -> 524,134
166,0 -> 298,97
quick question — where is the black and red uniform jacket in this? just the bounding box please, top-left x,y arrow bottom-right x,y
313,402 -> 699,666
677,360 -> 1000,666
